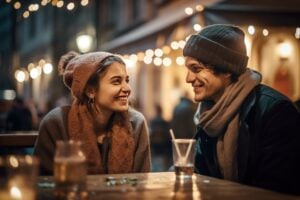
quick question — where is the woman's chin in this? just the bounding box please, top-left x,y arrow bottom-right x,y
114,105 -> 129,112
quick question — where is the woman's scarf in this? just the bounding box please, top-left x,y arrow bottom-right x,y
67,102 -> 135,174
197,69 -> 261,180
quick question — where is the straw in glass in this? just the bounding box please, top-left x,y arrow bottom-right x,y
169,129 -> 183,164
183,140 -> 193,163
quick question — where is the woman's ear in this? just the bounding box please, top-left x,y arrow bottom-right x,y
85,86 -> 95,99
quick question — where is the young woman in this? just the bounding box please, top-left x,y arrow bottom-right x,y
34,51 -> 151,175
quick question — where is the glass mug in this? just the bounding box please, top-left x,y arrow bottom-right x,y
54,140 -> 88,199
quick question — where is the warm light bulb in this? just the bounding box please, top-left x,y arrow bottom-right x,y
76,34 -> 93,53
43,63 -> 53,74
277,42 -> 293,59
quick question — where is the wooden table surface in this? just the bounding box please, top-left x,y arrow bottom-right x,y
37,172 -> 300,200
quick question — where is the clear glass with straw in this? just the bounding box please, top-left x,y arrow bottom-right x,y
169,129 -> 196,179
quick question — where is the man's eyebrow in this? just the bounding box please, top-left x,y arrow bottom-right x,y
189,63 -> 202,68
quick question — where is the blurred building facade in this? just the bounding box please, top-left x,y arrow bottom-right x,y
0,0 -> 299,125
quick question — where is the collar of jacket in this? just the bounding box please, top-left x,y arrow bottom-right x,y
236,85 -> 258,181
240,86 -> 257,121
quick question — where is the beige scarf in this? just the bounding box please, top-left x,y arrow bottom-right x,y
198,69 -> 261,180
68,102 -> 135,174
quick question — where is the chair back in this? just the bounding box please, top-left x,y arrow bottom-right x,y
0,131 -> 38,147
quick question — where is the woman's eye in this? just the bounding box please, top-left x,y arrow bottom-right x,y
112,80 -> 121,84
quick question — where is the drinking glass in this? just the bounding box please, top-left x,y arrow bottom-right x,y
54,140 -> 88,199
172,139 -> 196,179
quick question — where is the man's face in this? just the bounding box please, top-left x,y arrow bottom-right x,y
184,56 -> 231,103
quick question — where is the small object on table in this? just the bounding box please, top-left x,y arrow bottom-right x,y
104,176 -> 138,187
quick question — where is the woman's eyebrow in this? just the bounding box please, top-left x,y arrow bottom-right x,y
110,76 -> 121,80
110,75 -> 128,80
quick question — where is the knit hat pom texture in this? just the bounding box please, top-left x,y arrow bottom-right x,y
58,51 -> 113,100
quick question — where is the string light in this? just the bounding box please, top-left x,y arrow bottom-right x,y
143,56 -> 152,64
295,27 -> 300,39
56,1 -> 64,8
14,1 -> 21,9
262,29 -> 269,36
178,40 -> 186,49
184,7 -> 194,15
195,4 -> 204,12
153,57 -> 162,66
248,25 -> 255,35
162,57 -> 172,67
145,49 -> 154,57
170,41 -> 179,50
81,0 -> 89,6
12,3 -> 299,81
154,48 -> 163,57
176,57 -> 185,66
43,63 -> 53,74
23,11 -> 30,18
14,59 -> 53,82
5,0 -> 90,19
193,24 -> 202,32
15,70 -> 26,82
67,2 -> 75,10
113,23 -> 298,71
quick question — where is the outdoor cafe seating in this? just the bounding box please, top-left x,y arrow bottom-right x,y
0,132 -> 299,199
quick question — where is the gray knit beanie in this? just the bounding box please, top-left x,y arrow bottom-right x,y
183,24 -> 248,76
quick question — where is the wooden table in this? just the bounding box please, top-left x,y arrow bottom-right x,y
37,172 -> 299,200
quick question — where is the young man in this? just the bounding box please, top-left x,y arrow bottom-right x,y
183,24 -> 300,195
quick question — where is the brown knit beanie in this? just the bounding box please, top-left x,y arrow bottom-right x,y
58,51 -> 113,100
183,24 -> 248,76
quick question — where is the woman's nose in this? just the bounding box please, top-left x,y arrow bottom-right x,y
122,82 -> 131,93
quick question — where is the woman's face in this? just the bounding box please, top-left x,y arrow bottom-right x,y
95,62 -> 131,113
185,56 -> 231,103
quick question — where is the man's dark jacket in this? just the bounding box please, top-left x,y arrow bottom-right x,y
194,85 -> 300,195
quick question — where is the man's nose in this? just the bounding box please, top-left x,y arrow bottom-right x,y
186,70 -> 196,83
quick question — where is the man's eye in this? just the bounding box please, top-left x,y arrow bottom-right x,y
191,66 -> 201,72
190,64 -> 206,73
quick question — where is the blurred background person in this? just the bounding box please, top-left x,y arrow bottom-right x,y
149,104 -> 171,171
170,91 -> 197,138
5,97 -> 33,131
1,97 -> 37,155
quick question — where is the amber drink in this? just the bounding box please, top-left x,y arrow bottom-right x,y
54,140 -> 87,199
174,164 -> 194,176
